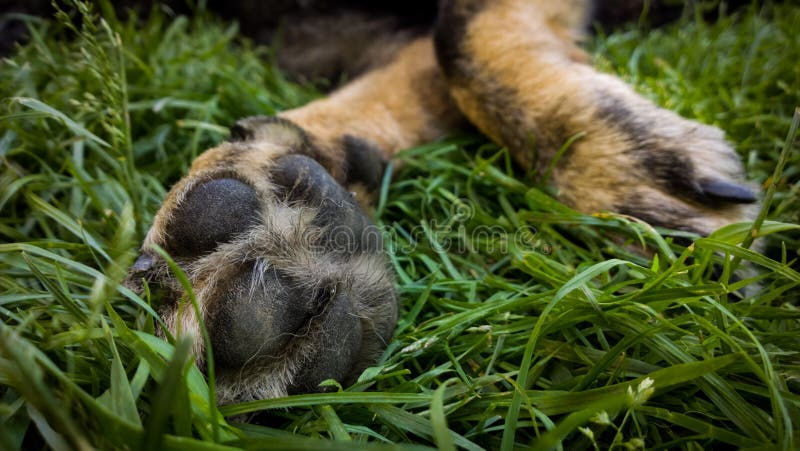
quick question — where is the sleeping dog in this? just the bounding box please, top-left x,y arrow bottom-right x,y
127,0 -> 759,403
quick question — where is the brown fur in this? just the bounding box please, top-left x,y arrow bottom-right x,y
435,0 -> 758,234
281,39 -> 464,175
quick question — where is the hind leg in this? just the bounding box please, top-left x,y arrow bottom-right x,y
434,0 -> 759,234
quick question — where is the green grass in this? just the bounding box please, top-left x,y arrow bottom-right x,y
1,1 -> 799,449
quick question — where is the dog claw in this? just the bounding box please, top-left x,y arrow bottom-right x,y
700,179 -> 758,204
131,253 -> 155,272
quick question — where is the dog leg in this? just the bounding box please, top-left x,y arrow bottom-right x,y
434,0 -> 759,234
260,37 -> 463,204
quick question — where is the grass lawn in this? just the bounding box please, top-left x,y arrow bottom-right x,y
1,1 -> 798,449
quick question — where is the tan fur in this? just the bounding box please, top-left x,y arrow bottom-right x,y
281,38 -> 464,162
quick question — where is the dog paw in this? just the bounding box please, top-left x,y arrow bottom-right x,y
127,119 -> 397,402
553,91 -> 760,235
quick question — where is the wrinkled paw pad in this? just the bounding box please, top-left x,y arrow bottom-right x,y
129,154 -> 397,402
165,178 -> 260,257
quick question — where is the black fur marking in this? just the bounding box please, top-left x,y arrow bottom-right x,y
616,195 -> 697,233
342,134 -> 387,191
700,179 -> 758,204
640,150 -> 704,201
229,115 -> 310,145
595,94 -> 650,141
595,95 -> 714,202
434,0 -> 486,79
229,122 -> 253,142
166,178 -> 260,257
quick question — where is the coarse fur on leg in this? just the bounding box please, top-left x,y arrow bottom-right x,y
434,0 -> 759,235
280,38 -> 464,171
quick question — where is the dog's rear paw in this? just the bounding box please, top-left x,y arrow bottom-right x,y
128,131 -> 397,402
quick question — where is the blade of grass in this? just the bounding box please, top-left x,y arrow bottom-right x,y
142,337 -> 193,451
430,381 -> 456,451
150,244 -> 220,442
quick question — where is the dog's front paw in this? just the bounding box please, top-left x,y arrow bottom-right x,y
552,87 -> 760,235
432,0 -> 758,235
128,120 -> 397,403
